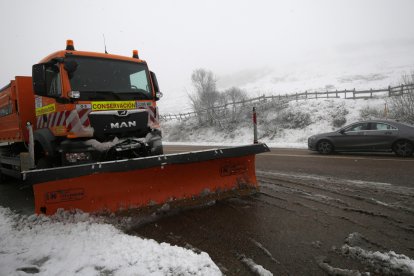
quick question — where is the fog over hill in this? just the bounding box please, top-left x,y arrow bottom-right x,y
159,47 -> 414,114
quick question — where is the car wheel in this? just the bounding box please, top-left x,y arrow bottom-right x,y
317,140 -> 334,154
393,140 -> 414,157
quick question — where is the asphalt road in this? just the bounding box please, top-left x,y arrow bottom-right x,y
164,145 -> 414,188
131,145 -> 414,275
1,145 -> 414,275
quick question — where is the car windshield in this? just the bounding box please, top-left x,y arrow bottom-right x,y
66,56 -> 152,100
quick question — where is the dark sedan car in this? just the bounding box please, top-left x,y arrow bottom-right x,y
308,120 -> 414,157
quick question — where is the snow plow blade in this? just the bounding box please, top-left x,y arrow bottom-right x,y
23,143 -> 269,215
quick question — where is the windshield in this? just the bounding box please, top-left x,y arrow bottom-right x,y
66,56 -> 152,100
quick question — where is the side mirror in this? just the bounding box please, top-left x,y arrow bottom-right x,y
155,91 -> 163,101
32,64 -> 47,96
150,71 -> 162,101
339,129 -> 345,134
64,59 -> 78,73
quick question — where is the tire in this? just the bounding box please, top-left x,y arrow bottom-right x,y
150,140 -> 164,156
36,157 -> 52,169
393,140 -> 414,157
317,140 -> 334,154
0,166 -> 9,184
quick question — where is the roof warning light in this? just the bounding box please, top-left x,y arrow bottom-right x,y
66,40 -> 75,51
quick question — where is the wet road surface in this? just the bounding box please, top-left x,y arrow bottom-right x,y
1,145 -> 414,275
130,146 -> 414,275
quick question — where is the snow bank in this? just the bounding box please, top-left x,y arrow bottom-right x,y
163,97 -> 387,148
239,255 -> 273,276
341,244 -> 414,275
0,207 -> 221,276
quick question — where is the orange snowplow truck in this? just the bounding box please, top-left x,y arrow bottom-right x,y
0,40 -> 269,215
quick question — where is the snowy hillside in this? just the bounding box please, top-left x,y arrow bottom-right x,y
162,97 -> 389,148
159,53 -> 414,114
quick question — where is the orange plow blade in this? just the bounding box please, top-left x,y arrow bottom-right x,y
23,144 -> 269,215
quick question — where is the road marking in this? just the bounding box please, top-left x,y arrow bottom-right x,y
260,153 -> 414,162
164,148 -> 414,162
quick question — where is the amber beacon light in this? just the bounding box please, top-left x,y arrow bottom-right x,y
132,50 -> 139,59
66,40 -> 75,51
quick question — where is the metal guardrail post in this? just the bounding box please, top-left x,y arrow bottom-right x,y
253,107 -> 258,144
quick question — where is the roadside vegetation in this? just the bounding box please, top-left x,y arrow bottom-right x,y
162,69 -> 414,147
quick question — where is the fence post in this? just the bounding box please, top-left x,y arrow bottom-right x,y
370,88 -> 372,98
305,90 -> 308,99
388,85 -> 391,97
401,84 -> 404,95
353,88 -> 356,99
252,107 -> 258,144
315,92 -> 318,99
336,90 -> 338,98
295,92 -> 298,101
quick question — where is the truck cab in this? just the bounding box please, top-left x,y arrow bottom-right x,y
32,40 -> 163,167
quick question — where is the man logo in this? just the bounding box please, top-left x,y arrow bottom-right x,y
117,110 -> 128,116
110,121 -> 137,129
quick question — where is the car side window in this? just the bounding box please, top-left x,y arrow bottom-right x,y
345,123 -> 369,132
372,123 -> 397,131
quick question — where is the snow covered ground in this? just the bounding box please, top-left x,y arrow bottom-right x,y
162,97 -> 389,148
0,207 -> 221,276
159,54 -> 414,114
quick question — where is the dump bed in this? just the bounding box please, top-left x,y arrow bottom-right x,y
0,77 -> 35,142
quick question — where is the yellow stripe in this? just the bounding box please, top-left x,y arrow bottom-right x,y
91,101 -> 136,111
35,104 -> 56,116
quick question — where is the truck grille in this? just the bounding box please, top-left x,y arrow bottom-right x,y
88,109 -> 149,141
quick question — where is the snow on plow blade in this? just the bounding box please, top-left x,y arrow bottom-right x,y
23,143 -> 270,215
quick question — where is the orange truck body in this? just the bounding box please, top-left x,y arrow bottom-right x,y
0,77 -> 35,142
0,41 -> 269,215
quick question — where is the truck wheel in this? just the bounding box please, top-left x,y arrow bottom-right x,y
150,140 -> 163,156
36,157 -> 52,169
0,168 -> 8,184
151,144 -> 164,155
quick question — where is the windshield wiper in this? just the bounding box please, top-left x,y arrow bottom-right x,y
81,91 -> 122,100
80,90 -> 151,101
118,91 -> 150,100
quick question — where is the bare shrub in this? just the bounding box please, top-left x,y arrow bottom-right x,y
359,106 -> 385,121
223,87 -> 247,123
278,110 -> 311,129
330,104 -> 349,128
388,72 -> 414,124
189,69 -> 219,125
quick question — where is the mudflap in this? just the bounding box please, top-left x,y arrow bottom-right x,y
22,143 -> 270,215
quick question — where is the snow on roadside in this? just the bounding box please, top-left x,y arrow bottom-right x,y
162,97 -> 388,148
0,207 -> 221,276
341,232 -> 414,275
239,255 -> 273,276
341,245 -> 414,275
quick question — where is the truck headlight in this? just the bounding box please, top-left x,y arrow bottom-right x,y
65,152 -> 91,163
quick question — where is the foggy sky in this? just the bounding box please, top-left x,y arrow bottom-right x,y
0,0 -> 413,111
